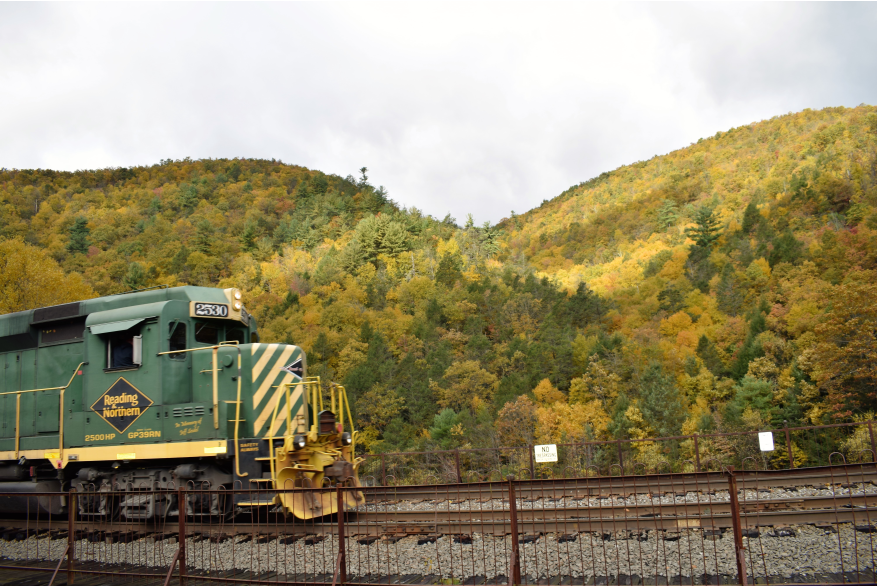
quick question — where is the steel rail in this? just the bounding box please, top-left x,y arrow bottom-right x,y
3,506 -> 874,537
2,494 -> 874,536
360,465 -> 877,502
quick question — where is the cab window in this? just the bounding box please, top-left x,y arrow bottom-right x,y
168,322 -> 187,359
194,322 -> 219,345
107,330 -> 142,369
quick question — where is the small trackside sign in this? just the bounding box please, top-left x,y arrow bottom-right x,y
758,432 -> 775,452
534,444 -> 558,463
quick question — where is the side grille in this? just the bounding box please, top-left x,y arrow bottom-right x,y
172,406 -> 206,417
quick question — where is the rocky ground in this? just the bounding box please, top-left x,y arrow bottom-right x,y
2,523 -> 875,583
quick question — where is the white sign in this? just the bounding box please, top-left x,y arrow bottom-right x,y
758,432 -> 775,452
534,444 -> 558,463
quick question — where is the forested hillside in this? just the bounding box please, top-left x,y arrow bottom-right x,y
2,104 -> 876,467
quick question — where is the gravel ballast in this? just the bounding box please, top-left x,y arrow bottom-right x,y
2,523 -> 875,582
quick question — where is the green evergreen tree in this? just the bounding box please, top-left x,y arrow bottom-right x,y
657,200 -> 679,230
741,201 -> 761,233
716,263 -> 744,315
239,220 -> 258,252
657,285 -> 684,313
66,217 -> 91,255
179,184 -> 198,211
638,363 -> 685,437
479,221 -> 502,258
273,216 -> 295,249
685,206 -> 722,248
227,161 -> 242,182
435,253 -> 463,287
428,408 -> 463,450
170,245 -> 189,275
123,262 -> 147,290
696,335 -> 726,376
767,231 -> 803,267
193,220 -> 214,255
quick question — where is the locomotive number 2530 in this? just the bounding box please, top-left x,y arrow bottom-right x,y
194,303 -> 229,317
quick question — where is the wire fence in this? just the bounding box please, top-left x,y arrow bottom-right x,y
358,420 -> 877,486
1,462 -> 876,585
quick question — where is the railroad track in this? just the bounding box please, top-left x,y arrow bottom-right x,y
360,465 -> 877,502
3,492 -> 875,539
0,464 -> 874,540
2,466 -> 877,587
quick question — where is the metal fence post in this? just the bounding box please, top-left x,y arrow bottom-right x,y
67,489 -> 75,586
507,476 -> 521,586
528,445 -> 535,480
783,420 -> 794,469
380,454 -> 386,486
616,439 -> 624,473
693,434 -> 701,471
454,449 -> 462,484
335,483 -> 347,585
726,467 -> 748,586
177,488 -> 187,585
868,421 -> 876,462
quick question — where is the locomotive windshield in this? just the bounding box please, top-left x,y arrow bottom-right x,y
192,320 -> 252,345
194,321 -> 220,345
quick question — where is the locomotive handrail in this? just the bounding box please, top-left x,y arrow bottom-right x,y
0,361 -> 85,461
157,344 -> 240,429
157,343 -> 247,478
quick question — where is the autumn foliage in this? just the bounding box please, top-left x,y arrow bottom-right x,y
2,105 -> 877,464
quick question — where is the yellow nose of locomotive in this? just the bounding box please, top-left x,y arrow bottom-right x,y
245,343 -> 363,517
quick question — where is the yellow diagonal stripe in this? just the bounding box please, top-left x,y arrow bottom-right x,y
252,343 -> 279,381
251,343 -> 261,356
266,396 -> 288,438
252,346 -> 295,407
266,383 -> 306,438
254,372 -> 293,435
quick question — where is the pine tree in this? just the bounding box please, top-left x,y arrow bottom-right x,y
657,200 -> 679,230
123,262 -> 147,291
66,217 -> 90,255
239,220 -> 258,252
638,363 -> 685,437
193,220 -> 214,254
741,202 -> 761,233
227,161 -> 242,182
179,184 -> 198,211
685,206 -> 721,248
435,253 -> 463,287
696,335 -> 726,376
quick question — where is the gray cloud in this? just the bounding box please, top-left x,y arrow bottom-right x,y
1,2 -> 874,223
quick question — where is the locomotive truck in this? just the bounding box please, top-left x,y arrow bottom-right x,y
0,285 -> 363,519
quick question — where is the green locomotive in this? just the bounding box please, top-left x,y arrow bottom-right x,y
0,286 -> 363,519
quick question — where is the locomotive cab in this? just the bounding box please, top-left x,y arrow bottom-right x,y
0,285 -> 363,519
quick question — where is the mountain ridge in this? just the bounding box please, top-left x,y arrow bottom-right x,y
1,104 -> 876,467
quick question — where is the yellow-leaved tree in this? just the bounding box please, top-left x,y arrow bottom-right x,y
0,239 -> 96,314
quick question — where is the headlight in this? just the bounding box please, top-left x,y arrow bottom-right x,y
341,432 -> 352,446
234,289 -> 242,300
293,435 -> 306,450
233,301 -> 242,310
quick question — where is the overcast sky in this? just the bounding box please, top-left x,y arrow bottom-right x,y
1,3 -> 875,223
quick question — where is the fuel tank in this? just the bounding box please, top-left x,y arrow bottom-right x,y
0,481 -> 65,515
